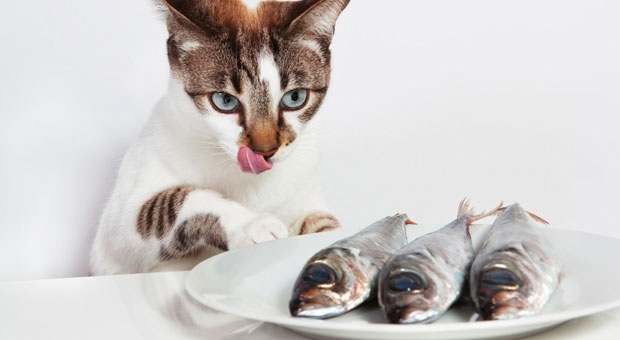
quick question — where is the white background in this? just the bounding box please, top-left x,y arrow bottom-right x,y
1,0 -> 619,281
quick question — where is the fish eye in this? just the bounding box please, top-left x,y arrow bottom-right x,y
481,268 -> 520,290
303,263 -> 336,286
497,247 -> 522,255
280,89 -> 308,110
388,272 -> 426,293
210,92 -> 240,113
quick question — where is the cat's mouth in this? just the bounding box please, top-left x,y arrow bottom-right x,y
237,146 -> 274,174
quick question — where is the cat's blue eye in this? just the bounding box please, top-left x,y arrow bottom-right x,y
280,89 -> 308,110
211,92 -> 240,112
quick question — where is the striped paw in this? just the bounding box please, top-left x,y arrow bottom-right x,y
299,212 -> 341,235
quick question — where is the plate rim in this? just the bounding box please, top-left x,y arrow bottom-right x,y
185,227 -> 620,334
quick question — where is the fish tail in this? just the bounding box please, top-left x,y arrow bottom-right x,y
457,197 -> 476,218
458,198 -> 504,225
493,205 -> 550,226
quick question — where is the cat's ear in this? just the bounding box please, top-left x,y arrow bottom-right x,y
285,0 -> 350,47
156,0 -> 218,37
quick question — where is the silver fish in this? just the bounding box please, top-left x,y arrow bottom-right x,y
378,199 -> 502,324
289,214 -> 412,319
470,203 -> 562,320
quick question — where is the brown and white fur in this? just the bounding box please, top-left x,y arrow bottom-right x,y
90,0 -> 349,275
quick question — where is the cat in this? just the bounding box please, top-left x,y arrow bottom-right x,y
89,0 -> 350,275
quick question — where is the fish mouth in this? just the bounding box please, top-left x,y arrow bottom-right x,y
478,299 -> 526,320
289,283 -> 345,319
380,291 -> 434,324
289,298 -> 345,319
384,304 -> 437,324
476,285 -> 526,320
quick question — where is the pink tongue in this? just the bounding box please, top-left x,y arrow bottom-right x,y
237,146 -> 273,174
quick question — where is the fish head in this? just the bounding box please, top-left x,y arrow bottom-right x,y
289,248 -> 372,318
378,261 -> 439,324
474,260 -> 532,320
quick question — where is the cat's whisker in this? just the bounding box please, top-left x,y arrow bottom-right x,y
175,122 -> 218,139
184,152 -> 232,161
173,120 -> 210,134
197,144 -> 226,150
212,158 -> 235,169
194,140 -> 226,149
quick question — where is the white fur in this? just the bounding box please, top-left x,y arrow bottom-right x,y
90,78 -> 329,275
180,40 -> 202,52
258,52 -> 282,112
242,0 -> 300,10
242,0 -> 262,10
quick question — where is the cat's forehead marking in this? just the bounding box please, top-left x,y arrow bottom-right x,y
258,52 -> 281,109
242,0 -> 300,10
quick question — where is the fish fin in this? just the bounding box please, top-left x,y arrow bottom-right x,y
458,198 -> 504,225
457,197 -> 479,218
526,211 -> 550,225
494,206 -> 507,215
494,206 -> 550,226
467,201 -> 504,225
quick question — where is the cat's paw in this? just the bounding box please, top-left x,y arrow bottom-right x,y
299,211 -> 341,235
228,214 -> 289,249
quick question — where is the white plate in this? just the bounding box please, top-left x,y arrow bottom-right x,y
186,224 -> 620,340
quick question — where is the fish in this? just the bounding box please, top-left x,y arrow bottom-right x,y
377,199 -> 503,324
289,214 -> 412,319
470,203 -> 562,320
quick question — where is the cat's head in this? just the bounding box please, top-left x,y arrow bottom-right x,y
159,0 -> 349,174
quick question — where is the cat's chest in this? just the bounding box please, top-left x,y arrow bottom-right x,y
218,177 -> 296,212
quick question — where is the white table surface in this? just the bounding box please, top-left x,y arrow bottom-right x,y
1,271 -> 619,340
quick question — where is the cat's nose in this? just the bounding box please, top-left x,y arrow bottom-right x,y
251,147 -> 278,159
